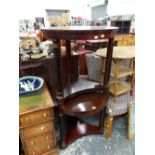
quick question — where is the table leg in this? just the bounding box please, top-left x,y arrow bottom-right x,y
114,59 -> 120,102
53,39 -> 64,104
59,112 -> 66,148
105,116 -> 113,140
130,59 -> 135,95
99,108 -> 106,132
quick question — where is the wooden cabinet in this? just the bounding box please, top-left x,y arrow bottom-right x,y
111,20 -> 131,34
19,83 -> 58,155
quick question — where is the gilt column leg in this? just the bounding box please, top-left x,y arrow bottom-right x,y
59,111 -> 66,148
99,108 -> 106,132
105,116 -> 113,141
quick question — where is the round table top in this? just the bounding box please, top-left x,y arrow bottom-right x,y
95,46 -> 135,59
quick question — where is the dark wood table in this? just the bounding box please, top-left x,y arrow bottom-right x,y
41,26 -> 118,148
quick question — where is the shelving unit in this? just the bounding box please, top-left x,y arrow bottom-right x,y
111,20 -> 131,34
41,26 -> 118,148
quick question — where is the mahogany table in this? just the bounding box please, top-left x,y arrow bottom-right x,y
41,26 -> 118,148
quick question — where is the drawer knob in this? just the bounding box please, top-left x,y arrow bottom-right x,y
40,126 -> 45,130
43,113 -> 47,117
26,117 -> 29,121
46,136 -> 49,140
32,151 -> 35,155
47,145 -> 50,149
101,34 -> 105,38
94,36 -> 98,39
31,141 -> 34,145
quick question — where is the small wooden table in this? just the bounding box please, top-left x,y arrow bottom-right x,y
19,83 -> 58,155
96,46 -> 135,59
96,46 -> 135,101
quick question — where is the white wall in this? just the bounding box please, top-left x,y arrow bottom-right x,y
18,0 -> 87,19
83,0 -> 107,20
107,0 -> 135,16
18,0 -> 110,21
18,0 -> 135,23
91,4 -> 107,20
19,0 -> 89,27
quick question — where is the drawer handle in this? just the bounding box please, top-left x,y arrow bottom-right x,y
31,141 -> 34,145
40,126 -> 45,130
43,113 -> 47,117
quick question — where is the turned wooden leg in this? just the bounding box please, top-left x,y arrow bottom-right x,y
105,116 -> 113,140
59,111 -> 66,148
113,59 -> 120,103
130,75 -> 134,96
130,59 -> 135,96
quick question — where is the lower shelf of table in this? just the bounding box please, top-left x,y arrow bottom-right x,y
111,65 -> 134,78
109,81 -> 131,96
60,117 -> 102,148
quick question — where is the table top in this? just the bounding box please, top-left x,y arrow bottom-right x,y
19,83 -> 55,115
41,26 -> 118,40
96,46 -> 135,59
42,26 -> 118,31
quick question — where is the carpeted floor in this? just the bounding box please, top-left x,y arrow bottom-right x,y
58,117 -> 135,155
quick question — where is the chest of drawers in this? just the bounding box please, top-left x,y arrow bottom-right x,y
19,83 -> 58,155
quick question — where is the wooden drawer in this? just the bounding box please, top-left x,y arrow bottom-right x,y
42,149 -> 58,155
26,140 -> 56,155
20,108 -> 54,127
21,120 -> 54,139
23,132 -> 56,148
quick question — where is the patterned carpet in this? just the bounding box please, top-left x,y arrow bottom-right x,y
58,117 -> 135,155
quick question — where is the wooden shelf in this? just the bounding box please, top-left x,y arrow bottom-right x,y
65,118 -> 101,148
111,65 -> 134,79
60,91 -> 109,117
63,77 -> 102,99
109,82 -> 131,96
